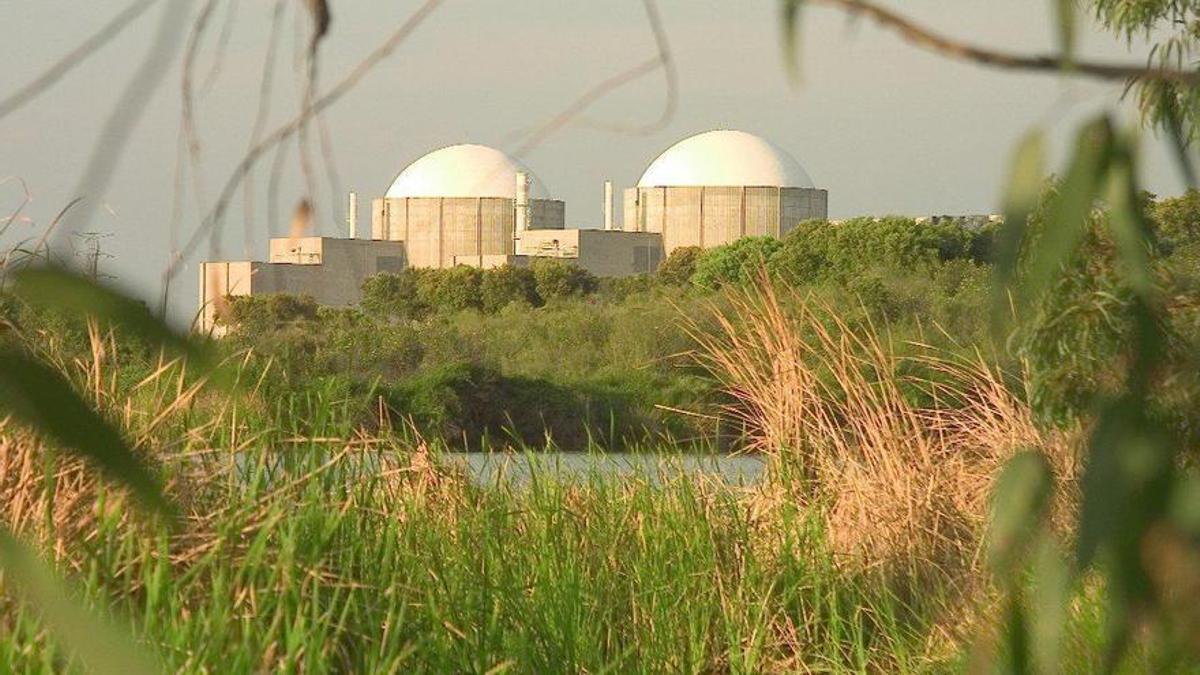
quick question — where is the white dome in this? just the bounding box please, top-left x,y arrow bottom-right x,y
386,144 -> 550,199
637,130 -> 814,189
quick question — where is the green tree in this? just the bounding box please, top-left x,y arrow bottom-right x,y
1153,188 -> 1200,247
1092,2 -> 1200,141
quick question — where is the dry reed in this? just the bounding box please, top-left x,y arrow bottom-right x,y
687,275 -> 1079,579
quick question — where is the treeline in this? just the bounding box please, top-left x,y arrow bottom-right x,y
322,214 -> 996,324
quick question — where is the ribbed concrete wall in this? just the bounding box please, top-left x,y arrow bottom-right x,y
371,196 -> 564,268
664,186 -> 702,249
621,186 -> 828,256
702,187 -> 742,247
744,187 -> 779,238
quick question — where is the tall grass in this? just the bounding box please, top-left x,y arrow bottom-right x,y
0,319 -> 952,672
687,276 -> 1079,581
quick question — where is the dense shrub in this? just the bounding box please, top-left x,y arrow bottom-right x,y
1015,183 -> 1200,443
656,246 -> 704,285
361,269 -> 431,321
691,236 -> 783,289
417,265 -> 482,311
383,361 -> 642,450
479,264 -> 540,312
1152,188 -> 1200,247
770,217 -> 989,286
531,259 -> 598,300
213,192 -> 1200,450
223,293 -> 320,330
597,274 -> 657,302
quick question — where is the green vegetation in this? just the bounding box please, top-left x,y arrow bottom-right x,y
5,2 -> 1200,670
2,185 -> 1199,670
206,215 -> 1008,452
3,175 -> 1199,670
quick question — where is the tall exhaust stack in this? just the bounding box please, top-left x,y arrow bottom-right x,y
347,190 -> 359,239
603,180 -> 614,231
514,171 -> 529,251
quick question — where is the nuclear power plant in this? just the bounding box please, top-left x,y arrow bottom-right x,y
198,129 -> 829,332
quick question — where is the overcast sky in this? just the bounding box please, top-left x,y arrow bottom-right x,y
0,0 -> 1188,322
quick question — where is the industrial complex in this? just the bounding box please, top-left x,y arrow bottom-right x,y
198,129 -> 829,331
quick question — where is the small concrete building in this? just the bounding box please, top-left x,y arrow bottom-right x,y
198,236 -> 405,333
623,130 -> 828,256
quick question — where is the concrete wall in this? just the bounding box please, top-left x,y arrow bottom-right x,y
744,187 -> 780,238
371,196 -> 565,268
779,187 -> 829,236
576,230 -> 663,277
622,186 -> 829,256
198,260 -> 256,335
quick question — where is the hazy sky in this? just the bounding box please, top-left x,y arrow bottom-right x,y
0,0 -> 1188,322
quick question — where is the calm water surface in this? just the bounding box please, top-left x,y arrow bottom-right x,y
449,453 -> 768,487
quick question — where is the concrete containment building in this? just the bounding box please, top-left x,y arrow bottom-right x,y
623,130 -> 828,256
371,144 -> 565,268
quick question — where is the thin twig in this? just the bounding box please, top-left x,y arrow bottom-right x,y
316,107 -> 345,230
0,0 -> 160,120
198,0 -> 240,95
180,0 -> 219,245
163,0 -> 444,294
243,0 -> 288,255
509,57 -> 664,162
55,1 -> 196,249
576,0 -> 677,135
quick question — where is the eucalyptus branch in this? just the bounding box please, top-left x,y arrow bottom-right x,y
809,0 -> 1200,84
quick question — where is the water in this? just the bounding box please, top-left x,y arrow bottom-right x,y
449,452 -> 768,487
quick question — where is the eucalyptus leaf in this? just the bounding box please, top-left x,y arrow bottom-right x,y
12,267 -> 218,376
780,0 -> 805,82
987,450 -> 1054,577
1023,117 -> 1114,309
14,268 -> 189,351
995,130 -> 1046,333
1030,537 -> 1071,674
1105,138 -> 1156,299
